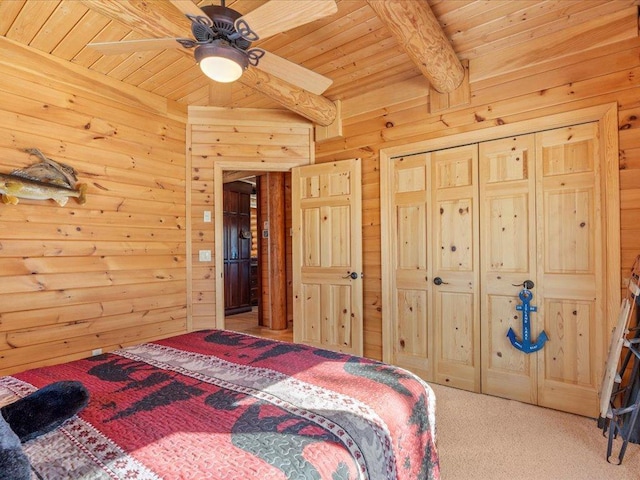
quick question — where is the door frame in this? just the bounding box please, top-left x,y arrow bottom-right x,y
213,160 -> 297,330
380,103 -> 620,366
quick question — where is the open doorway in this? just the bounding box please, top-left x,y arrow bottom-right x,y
221,172 -> 293,342
222,178 -> 260,335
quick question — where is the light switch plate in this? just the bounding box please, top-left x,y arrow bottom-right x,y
199,250 -> 212,262
203,211 -> 212,222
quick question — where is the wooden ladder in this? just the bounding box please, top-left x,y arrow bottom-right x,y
600,255 -> 640,464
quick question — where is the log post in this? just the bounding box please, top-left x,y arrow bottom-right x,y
265,172 -> 288,330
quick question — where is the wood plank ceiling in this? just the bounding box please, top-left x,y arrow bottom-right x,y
1,0 -> 638,117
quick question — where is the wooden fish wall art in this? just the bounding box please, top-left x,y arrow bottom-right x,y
0,149 -> 87,206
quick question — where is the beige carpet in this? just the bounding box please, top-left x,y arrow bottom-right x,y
430,383 -> 640,480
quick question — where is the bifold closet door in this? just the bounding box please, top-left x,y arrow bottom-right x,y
431,146 -> 480,392
479,125 -> 604,417
535,124 -> 604,417
479,134 -> 538,404
387,153 -> 433,381
386,146 -> 480,392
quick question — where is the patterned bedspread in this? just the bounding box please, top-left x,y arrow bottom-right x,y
1,330 -> 439,480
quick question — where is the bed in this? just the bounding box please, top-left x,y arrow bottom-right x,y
0,329 -> 439,480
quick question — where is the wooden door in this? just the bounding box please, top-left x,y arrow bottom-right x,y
383,147 -> 480,391
479,125 -> 604,417
535,123 -> 604,417
223,182 -> 253,315
292,159 -> 363,355
431,145 -> 480,392
479,135 -> 538,404
386,153 -> 433,381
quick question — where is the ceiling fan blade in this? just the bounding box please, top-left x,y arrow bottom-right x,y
236,0 -> 337,42
88,38 -> 182,55
168,0 -> 208,19
256,51 -> 332,95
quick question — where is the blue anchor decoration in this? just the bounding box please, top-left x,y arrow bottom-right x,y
506,281 -> 548,354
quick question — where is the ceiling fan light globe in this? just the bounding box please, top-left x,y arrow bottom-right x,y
200,56 -> 244,82
195,44 -> 248,83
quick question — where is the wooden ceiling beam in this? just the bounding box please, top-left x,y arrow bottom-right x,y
80,0 -> 336,126
240,67 -> 337,127
366,0 -> 464,93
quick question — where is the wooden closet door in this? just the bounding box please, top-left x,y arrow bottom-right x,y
386,153 -> 433,381
535,123 -> 604,417
479,125 -> 604,417
479,135 -> 538,404
431,145 -> 480,392
384,147 -> 480,391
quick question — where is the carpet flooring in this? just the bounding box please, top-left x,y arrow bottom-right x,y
431,383 -> 640,479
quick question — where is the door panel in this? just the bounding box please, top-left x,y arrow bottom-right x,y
301,283 -> 322,343
536,124 -> 603,417
390,154 -> 432,379
292,159 -> 363,355
479,134 -> 538,404
431,146 -> 480,392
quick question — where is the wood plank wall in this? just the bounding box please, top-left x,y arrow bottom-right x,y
0,37 -> 188,375
2,19 -> 638,373
187,107 -> 313,331
315,35 -> 640,361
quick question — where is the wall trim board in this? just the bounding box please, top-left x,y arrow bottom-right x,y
379,102 -> 621,366
379,103 -> 619,158
185,122 -> 193,332
188,106 -> 313,127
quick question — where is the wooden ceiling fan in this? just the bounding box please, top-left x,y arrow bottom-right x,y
87,0 -> 337,96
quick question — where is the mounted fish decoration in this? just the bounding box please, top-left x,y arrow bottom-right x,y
21,148 -> 79,188
0,149 -> 87,206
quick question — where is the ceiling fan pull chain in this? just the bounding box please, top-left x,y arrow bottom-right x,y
235,19 -> 260,42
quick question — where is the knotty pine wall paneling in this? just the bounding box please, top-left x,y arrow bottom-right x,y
187,107 -> 313,331
315,35 -> 640,362
0,37 -> 188,375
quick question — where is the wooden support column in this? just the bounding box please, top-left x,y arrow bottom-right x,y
265,172 -> 288,330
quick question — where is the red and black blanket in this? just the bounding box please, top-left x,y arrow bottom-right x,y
1,330 -> 439,479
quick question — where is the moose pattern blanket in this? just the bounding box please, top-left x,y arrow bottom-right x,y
1,330 -> 439,479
